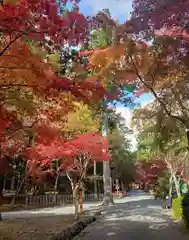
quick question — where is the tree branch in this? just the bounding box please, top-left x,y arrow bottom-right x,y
0,84 -> 39,88
129,55 -> 186,125
0,35 -> 20,57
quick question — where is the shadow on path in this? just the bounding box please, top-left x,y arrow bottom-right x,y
74,192 -> 189,240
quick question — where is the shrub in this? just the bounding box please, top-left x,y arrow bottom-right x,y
172,196 -> 183,220
182,192 -> 189,228
152,172 -> 169,199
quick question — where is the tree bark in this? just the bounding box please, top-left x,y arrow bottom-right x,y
101,102 -> 114,206
66,172 -> 80,220
54,172 -> 59,192
11,176 -> 15,191
186,128 -> 189,150
168,175 -> 173,207
172,172 -> 181,197
102,160 -> 114,205
72,185 -> 79,221
0,176 -> 5,197
169,175 -> 173,198
79,187 -> 84,216
53,172 -> 59,204
93,161 -> 98,199
11,178 -> 25,205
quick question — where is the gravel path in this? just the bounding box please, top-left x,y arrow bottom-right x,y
74,190 -> 189,240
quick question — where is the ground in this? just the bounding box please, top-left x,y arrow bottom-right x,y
0,191 -> 188,239
0,215 -> 74,240
74,190 -> 189,240
0,202 -> 101,240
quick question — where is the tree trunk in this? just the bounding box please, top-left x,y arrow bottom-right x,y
93,161 -> 98,199
102,160 -> 114,205
172,172 -> 181,197
54,172 -> 59,192
186,128 -> 189,150
66,172 -> 80,220
121,182 -> 124,191
72,186 -> 79,221
0,176 -> 5,197
11,178 -> 25,205
53,173 -> 60,204
79,188 -> 84,216
101,102 -> 114,206
168,175 -> 173,207
11,176 -> 15,191
0,176 -> 4,221
3,175 -> 7,192
169,175 -> 173,199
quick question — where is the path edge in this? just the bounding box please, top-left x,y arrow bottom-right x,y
51,210 -> 102,240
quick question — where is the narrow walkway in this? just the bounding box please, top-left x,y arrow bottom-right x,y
74,190 -> 189,240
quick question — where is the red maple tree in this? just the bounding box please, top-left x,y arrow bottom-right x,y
0,0 -> 88,46
26,126 -> 110,217
136,159 -> 167,185
131,0 -> 189,36
27,129 -> 110,174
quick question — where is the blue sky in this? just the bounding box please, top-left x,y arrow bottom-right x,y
133,93 -> 153,107
79,0 -> 133,23
115,93 -> 153,108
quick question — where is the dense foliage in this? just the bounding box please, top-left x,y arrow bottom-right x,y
172,196 -> 183,220
182,192 -> 189,228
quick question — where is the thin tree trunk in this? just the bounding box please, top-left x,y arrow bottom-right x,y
53,172 -> 60,204
186,128 -> 189,151
172,172 -> 181,197
72,185 -> 79,220
11,178 -> 25,205
79,186 -> 84,216
0,175 -> 5,197
168,175 -> 173,207
0,176 -> 3,221
121,182 -> 124,191
66,156 -> 88,219
10,176 -> 15,191
3,175 -> 7,191
66,172 -> 80,220
54,172 -> 59,192
54,161 -> 60,192
169,175 -> 173,198
93,161 -> 98,199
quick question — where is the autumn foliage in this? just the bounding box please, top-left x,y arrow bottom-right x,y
131,0 -> 189,36
2,0 -> 183,197
0,0 -> 88,44
136,159 -> 167,185
26,127 -> 110,184
0,0 -> 112,192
